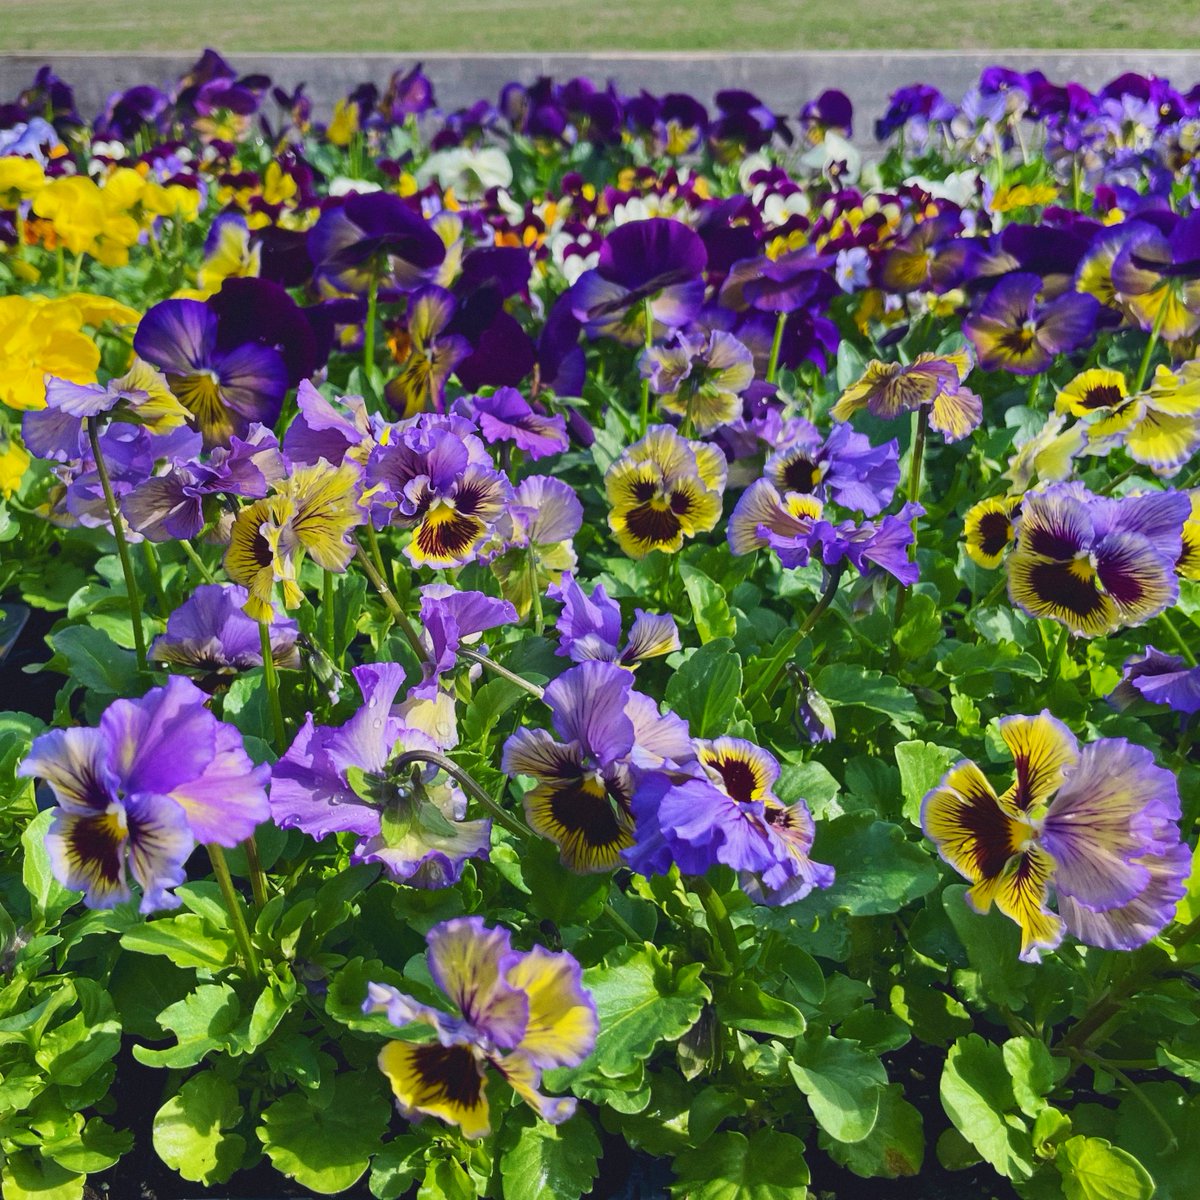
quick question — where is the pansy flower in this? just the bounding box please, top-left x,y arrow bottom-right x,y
831,349 -> 982,442
489,476 -> 582,619
626,736 -> 834,906
25,360 -> 189,462
282,379 -> 381,469
1007,484 -> 1187,636
764,422 -> 900,516
963,273 -> 1099,375
640,329 -> 754,435
502,660 -> 691,872
458,387 -> 570,460
123,424 -> 285,541
547,573 -> 679,667
226,460 -> 364,620
384,286 -> 471,418
270,663 -> 491,886
18,677 -> 270,912
604,425 -> 726,559
1109,646 -> 1200,715
133,287 -> 299,448
963,495 -> 1021,569
364,918 -> 596,1137
307,192 -> 446,295
570,217 -> 708,345
151,583 -> 300,683
1110,214 -> 1200,341
922,711 -> 1187,960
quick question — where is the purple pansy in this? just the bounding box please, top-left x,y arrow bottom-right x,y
548,574 -> 680,668
18,677 -> 270,912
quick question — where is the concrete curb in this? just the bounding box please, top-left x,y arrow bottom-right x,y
4,51 -> 1200,147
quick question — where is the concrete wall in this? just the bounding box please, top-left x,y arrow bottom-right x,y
5,51 -> 1200,145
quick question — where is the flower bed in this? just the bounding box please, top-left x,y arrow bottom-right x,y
1,51 -> 1198,1200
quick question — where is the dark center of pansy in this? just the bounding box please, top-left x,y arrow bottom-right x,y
623,501 -> 683,547
410,1042 -> 485,1108
1079,384 -> 1123,410
977,510 -> 1014,557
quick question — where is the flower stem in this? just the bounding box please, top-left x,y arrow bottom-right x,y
209,844 -> 261,979
1131,300 -> 1169,394
458,647 -> 545,699
259,620 -> 288,747
689,875 -> 741,971
527,549 -> 544,636
766,311 -> 787,384
354,538 -> 425,659
746,563 -> 846,709
638,296 -> 653,437
322,569 -> 337,660
890,405 -> 930,647
390,748 -> 533,839
242,835 -> 269,911
1158,610 -> 1198,668
87,417 -> 147,671
141,540 -> 168,613
1046,621 -> 1071,685
179,537 -> 216,583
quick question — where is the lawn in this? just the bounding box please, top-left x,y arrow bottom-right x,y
3,0 -> 1200,52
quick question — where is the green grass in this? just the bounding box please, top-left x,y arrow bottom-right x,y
3,0 -> 1200,52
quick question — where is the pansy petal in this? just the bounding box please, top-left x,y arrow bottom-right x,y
377,1040 -> 492,1139
505,946 -> 597,1069
998,711 -> 1079,812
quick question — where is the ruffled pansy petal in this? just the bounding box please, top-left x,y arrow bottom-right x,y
966,843 -> 1064,963
425,917 -> 528,1049
621,610 -> 681,665
377,1039 -> 492,1139
123,792 -> 193,913
505,946 -> 598,1069
18,726 -> 116,813
921,760 -> 1026,886
998,710 -> 1079,812
45,805 -> 131,909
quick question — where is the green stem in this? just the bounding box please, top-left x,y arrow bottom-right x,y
365,521 -> 388,580
890,405 -> 930,650
70,252 -> 83,289
56,246 -> 65,289
766,311 -> 787,384
141,540 -> 168,613
1158,610 -> 1197,668
1046,622 -> 1071,686
390,748 -> 532,839
87,418 -> 147,671
689,875 -> 741,970
458,647 -> 545,699
322,569 -> 337,661
1131,300 -> 1169,394
179,537 -> 216,584
242,835 -> 269,911
638,296 -> 653,436
746,563 -> 846,709
603,903 -> 644,942
1073,1050 -> 1179,1151
527,549 -> 544,636
209,844 -> 261,978
259,620 -> 288,747
354,538 -> 425,659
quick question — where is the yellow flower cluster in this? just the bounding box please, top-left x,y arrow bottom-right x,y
0,292 -> 139,412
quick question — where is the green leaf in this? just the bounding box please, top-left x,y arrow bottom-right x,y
1057,1136 -> 1154,1200
798,813 -> 939,918
940,1034 -> 1034,1180
813,664 -> 919,728
666,639 -> 742,738
680,564 -> 735,643
108,952 -> 195,1040
520,838 -> 610,926
823,1084 -> 924,1179
715,978 -> 805,1038
258,1073 -> 391,1195
119,914 -> 236,971
46,624 -> 139,696
21,810 -> 76,928
555,943 -> 710,1082
669,1129 -> 810,1199
942,885 -> 1037,1010
369,1136 -> 424,1200
1002,1036 -> 1064,1120
0,1151 -> 83,1200
894,740 -> 957,826
152,1072 -> 246,1186
500,1113 -> 601,1200
788,1035 -> 886,1143
893,592 -> 943,659
133,983 -> 242,1069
